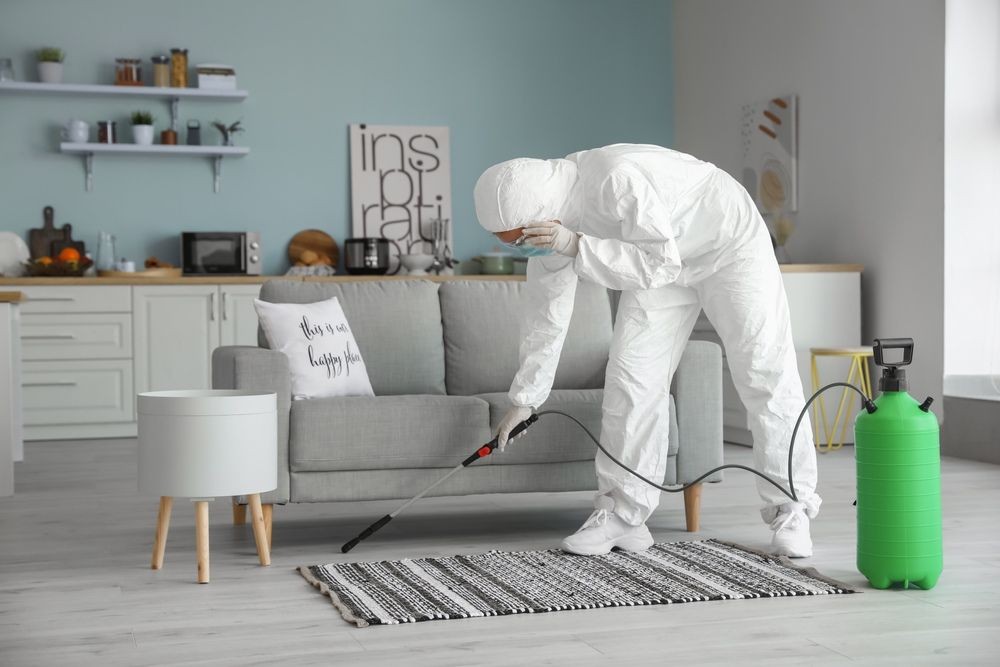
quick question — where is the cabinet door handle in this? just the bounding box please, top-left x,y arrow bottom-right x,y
210,292 -> 216,321
22,334 -> 77,340
23,380 -> 78,387
28,297 -> 74,302
221,291 -> 228,320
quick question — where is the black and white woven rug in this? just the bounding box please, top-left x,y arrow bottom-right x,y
299,539 -> 855,627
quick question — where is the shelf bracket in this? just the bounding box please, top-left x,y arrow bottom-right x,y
213,156 -> 222,193
169,96 -> 180,132
84,152 -> 94,192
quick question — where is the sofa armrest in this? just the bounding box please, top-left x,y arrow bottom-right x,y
212,346 -> 291,504
672,340 -> 724,484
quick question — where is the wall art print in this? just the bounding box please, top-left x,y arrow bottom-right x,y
741,95 -> 798,259
349,124 -> 452,274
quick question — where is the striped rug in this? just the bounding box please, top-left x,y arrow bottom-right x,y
299,539 -> 855,627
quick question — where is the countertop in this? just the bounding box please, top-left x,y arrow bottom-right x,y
0,264 -> 863,286
0,291 -> 24,302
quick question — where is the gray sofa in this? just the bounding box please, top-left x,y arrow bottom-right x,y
212,278 -> 723,539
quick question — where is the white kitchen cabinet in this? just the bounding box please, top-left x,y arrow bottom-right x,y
690,267 -> 862,446
22,359 -> 134,427
5,280 -> 265,441
133,285 -> 221,393
133,284 -> 262,394
219,285 -> 263,347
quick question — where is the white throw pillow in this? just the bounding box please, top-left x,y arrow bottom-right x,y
253,297 -> 375,400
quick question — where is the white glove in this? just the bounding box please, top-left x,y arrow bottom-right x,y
496,406 -> 534,452
522,220 -> 580,258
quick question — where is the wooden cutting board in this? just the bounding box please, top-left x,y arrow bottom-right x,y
288,229 -> 339,266
28,207 -> 74,259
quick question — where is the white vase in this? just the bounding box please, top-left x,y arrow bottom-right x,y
37,61 -> 63,84
132,124 -> 154,146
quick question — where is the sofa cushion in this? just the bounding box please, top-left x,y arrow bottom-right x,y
288,395 -> 491,472
259,280 -> 446,395
253,296 -> 374,400
440,279 -> 613,396
476,390 -> 678,466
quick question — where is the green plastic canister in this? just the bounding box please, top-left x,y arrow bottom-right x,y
854,338 -> 942,590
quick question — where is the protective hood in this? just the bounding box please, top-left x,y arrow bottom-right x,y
473,158 -> 579,233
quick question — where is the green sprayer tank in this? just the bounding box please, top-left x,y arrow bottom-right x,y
854,338 -> 942,590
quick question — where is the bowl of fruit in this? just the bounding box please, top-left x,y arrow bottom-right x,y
24,247 -> 93,277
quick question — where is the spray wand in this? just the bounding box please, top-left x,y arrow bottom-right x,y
341,384 -> 876,554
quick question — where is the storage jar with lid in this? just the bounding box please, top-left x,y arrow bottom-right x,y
170,48 -> 188,88
151,55 -> 170,87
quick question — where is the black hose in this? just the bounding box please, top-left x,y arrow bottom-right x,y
535,381 -> 875,502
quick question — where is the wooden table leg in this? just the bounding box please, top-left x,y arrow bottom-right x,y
262,503 -> 273,549
248,493 -> 271,566
232,497 -> 246,526
151,496 -> 172,570
195,500 -> 210,584
683,483 -> 703,532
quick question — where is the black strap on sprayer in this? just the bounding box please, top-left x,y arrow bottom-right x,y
341,384 -> 874,553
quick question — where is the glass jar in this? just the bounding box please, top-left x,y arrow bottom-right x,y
114,58 -> 142,86
96,232 -> 117,272
169,48 -> 188,88
0,58 -> 15,82
151,55 -> 170,87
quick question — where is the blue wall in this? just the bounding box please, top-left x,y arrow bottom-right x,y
0,0 -> 673,274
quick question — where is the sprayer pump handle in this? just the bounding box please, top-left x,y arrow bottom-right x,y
873,338 -> 914,368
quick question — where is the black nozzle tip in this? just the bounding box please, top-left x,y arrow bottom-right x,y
341,539 -> 359,554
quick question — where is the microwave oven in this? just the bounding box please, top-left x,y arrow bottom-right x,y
181,232 -> 262,275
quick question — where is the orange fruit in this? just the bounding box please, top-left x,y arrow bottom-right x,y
37,256 -> 53,266
57,247 -> 81,262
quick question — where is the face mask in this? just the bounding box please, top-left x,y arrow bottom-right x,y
512,245 -> 554,258
501,237 -> 553,257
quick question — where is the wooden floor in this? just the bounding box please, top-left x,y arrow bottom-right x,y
1,439 -> 998,666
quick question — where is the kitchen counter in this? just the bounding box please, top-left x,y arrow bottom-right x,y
0,264 -> 862,286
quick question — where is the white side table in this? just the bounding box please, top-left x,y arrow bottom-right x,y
138,390 -> 277,583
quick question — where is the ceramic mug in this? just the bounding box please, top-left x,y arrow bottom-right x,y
62,119 -> 89,143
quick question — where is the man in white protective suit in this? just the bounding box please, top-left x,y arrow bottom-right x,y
473,143 -> 819,558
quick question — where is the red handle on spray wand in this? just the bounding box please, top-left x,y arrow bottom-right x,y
340,414 -> 539,553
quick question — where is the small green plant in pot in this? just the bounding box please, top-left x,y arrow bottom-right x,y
37,47 -> 65,84
131,110 -> 155,146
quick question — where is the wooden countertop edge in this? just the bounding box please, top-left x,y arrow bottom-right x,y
0,291 -> 25,303
778,263 -> 864,273
0,264 -> 863,285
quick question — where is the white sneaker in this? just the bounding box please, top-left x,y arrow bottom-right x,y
769,504 -> 813,558
560,509 -> 654,556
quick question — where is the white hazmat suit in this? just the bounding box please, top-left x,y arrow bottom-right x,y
474,144 -> 820,547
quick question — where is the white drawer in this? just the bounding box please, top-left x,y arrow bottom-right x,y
22,359 -> 134,426
15,285 -> 132,314
20,313 -> 132,360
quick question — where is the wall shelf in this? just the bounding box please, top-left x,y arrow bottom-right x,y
0,81 -> 247,100
60,143 -> 250,193
2,80 -> 249,193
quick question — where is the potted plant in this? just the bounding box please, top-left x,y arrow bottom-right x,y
37,47 -> 64,84
131,110 -> 155,146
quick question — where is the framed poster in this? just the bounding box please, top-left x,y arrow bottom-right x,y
741,95 -> 798,214
349,124 -> 452,274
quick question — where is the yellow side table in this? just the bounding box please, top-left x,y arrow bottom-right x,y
810,346 -> 873,452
